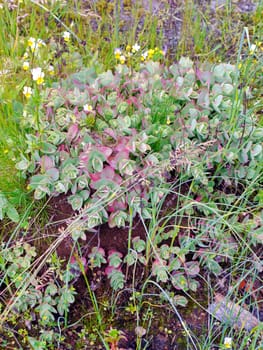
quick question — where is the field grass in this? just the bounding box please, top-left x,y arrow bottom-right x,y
0,0 -> 262,349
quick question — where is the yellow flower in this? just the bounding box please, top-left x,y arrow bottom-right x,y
23,86 -> 33,99
126,45 -> 131,52
238,63 -> 242,69
119,55 -> 126,64
83,104 -> 93,112
166,117 -> 171,125
28,37 -> 36,48
22,61 -> 30,71
63,31 -> 71,42
114,48 -> 122,60
23,52 -> 29,59
148,49 -> 155,59
31,67 -> 44,85
27,37 -> 39,52
48,65 -> 55,76
224,337 -> 232,349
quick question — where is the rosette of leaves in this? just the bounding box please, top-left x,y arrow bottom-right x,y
17,57 -> 262,230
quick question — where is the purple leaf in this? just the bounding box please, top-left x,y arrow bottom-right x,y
40,155 -> 54,171
67,123 -> 79,142
46,168 -> 59,181
104,128 -> 117,140
96,146 -> 113,160
108,150 -> 129,169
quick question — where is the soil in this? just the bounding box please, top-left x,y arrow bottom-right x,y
39,193 -> 209,350
40,193 -> 263,349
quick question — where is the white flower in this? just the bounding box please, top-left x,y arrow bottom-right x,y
36,38 -> 45,48
83,104 -> 93,112
22,61 -> 30,71
23,86 -> 33,99
224,337 -> 232,349
31,67 -> 44,85
27,37 -> 38,52
141,51 -> 148,61
132,43 -> 140,53
249,44 -> 257,54
114,48 -> 122,59
48,65 -> 55,75
119,55 -> 126,64
28,37 -> 36,47
63,31 -> 71,42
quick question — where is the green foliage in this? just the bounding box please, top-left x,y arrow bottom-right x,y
16,57 -> 262,235
0,242 -> 77,345
0,192 -> 20,222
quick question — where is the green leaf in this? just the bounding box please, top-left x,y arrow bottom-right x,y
68,194 -> 83,211
172,274 -> 188,291
88,150 -> 105,173
98,70 -> 114,87
45,283 -> 58,296
16,157 -> 30,170
173,295 -> 188,307
251,144 -> 262,157
108,270 -> 125,290
6,205 -> 19,223
132,237 -> 145,253
40,142 -> 57,154
28,337 -> 46,350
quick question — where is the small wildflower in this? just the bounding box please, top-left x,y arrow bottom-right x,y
22,61 -> 30,71
132,43 -> 140,53
238,63 -> 242,69
27,37 -> 39,52
23,52 -> 29,59
119,55 -> 126,64
36,38 -> 45,48
114,48 -> 122,60
148,49 -> 155,59
23,86 -> 33,99
166,116 -> 171,125
63,31 -> 71,42
48,65 -> 55,76
83,104 -> 93,112
27,37 -> 36,48
249,44 -> 257,55
141,51 -> 148,61
126,45 -> 131,52
224,337 -> 232,349
31,67 -> 44,85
